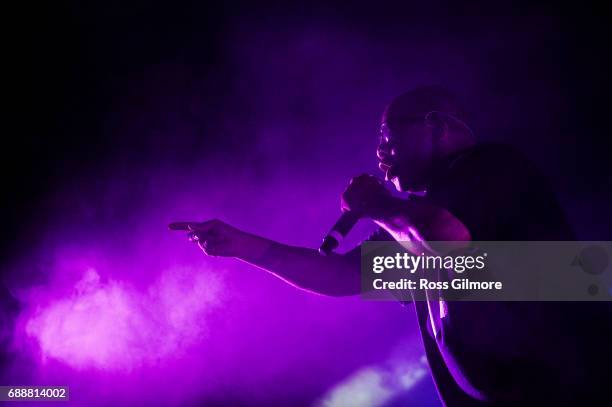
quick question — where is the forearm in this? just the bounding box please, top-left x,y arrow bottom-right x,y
235,232 -> 361,297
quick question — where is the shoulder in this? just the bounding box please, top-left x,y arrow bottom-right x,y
449,143 -> 531,173
443,143 -> 541,186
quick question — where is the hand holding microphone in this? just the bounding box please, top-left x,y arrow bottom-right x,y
340,174 -> 392,215
319,174 -> 393,255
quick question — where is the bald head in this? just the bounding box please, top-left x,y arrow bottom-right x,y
383,86 -> 466,124
378,86 -> 475,192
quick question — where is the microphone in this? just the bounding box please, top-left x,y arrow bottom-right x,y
319,211 -> 361,256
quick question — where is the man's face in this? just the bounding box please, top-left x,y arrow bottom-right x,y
377,115 -> 434,192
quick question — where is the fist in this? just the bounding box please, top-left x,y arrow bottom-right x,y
341,174 -> 392,219
169,219 -> 247,257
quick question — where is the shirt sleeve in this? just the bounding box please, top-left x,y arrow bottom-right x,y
430,144 -> 540,241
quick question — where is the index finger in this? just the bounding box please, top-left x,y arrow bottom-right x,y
168,221 -> 197,231
168,220 -> 218,233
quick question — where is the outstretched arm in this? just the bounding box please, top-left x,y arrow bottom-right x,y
169,175 -> 470,297
169,220 -> 362,297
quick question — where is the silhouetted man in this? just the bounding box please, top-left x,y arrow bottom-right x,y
170,87 -> 609,405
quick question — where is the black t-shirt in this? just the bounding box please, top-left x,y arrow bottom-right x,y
366,143 -> 610,405
428,143 -> 574,241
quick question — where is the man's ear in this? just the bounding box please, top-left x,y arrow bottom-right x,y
425,111 -> 447,140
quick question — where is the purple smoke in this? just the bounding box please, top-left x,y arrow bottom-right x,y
23,266 -> 222,371
2,13 -> 551,406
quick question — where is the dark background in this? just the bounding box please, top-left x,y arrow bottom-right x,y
6,2 -> 612,258
2,2 -> 612,404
